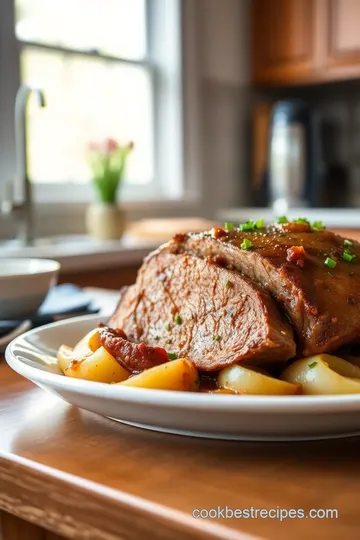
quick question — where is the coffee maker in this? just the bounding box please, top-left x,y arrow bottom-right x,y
268,100 -> 319,213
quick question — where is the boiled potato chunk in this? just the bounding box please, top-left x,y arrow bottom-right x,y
339,354 -> 360,369
57,344 -> 74,374
218,364 -> 302,395
64,346 -> 129,383
119,359 -> 199,391
281,354 -> 360,395
72,328 -> 101,361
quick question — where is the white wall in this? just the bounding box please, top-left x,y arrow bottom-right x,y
200,0 -> 250,86
197,0 -> 251,217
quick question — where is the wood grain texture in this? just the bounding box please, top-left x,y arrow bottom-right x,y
1,512 -> 46,540
252,0 -> 360,86
252,0 -> 317,85
1,364 -> 360,539
0,511 -> 67,539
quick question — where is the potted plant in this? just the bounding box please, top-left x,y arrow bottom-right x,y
85,138 -> 134,240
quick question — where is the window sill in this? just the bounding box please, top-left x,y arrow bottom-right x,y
0,195 -> 203,240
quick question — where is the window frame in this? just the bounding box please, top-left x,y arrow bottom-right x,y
0,0 -> 191,206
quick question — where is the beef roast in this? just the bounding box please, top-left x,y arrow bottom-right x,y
167,223 -> 360,355
109,251 -> 296,370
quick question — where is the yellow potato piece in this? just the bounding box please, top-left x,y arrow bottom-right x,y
72,328 -> 101,362
281,354 -> 360,395
64,346 -> 129,383
217,364 -> 302,395
340,354 -> 360,369
57,344 -> 74,374
119,359 -> 199,391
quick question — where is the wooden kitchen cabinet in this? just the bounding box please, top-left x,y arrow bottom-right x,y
252,0 -> 317,85
252,0 -> 360,86
325,0 -> 360,74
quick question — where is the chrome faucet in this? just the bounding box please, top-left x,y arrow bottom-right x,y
2,85 -> 46,245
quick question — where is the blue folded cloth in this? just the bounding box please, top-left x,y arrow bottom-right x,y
0,284 -> 100,337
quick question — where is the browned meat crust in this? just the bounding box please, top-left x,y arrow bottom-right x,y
109,251 -> 296,371
167,225 -> 360,355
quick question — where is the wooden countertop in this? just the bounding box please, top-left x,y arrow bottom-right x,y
1,361 -> 360,540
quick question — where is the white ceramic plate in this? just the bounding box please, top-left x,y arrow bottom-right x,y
6,314 -> 360,441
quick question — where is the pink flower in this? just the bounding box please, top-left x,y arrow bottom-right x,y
104,138 -> 118,152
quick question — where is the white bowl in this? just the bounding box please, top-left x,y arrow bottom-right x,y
0,258 -> 60,319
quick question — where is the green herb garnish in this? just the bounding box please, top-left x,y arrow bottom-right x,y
343,250 -> 356,263
225,279 -> 232,289
308,361 -> 317,369
240,238 -> 252,250
313,220 -> 325,230
168,352 -> 177,360
293,217 -> 310,225
174,314 -> 182,324
212,334 -> 221,341
154,335 -> 160,340
239,220 -> 255,232
276,216 -> 288,224
224,222 -> 234,231
166,338 -> 172,344
255,218 -> 265,229
324,257 -> 337,269
344,239 -> 353,247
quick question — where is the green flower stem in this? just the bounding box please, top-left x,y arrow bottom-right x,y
88,144 -> 132,204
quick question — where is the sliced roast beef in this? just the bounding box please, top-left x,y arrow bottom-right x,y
166,224 -> 360,355
109,251 -> 296,370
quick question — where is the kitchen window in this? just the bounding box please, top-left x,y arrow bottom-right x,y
0,0 -> 185,205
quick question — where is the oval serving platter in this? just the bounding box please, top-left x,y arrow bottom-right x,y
6,314 -> 360,441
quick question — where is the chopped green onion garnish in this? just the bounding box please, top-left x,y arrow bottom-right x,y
240,238 -> 252,250
343,251 -> 356,263
212,335 -> 221,341
168,352 -> 177,360
225,279 -> 232,289
154,335 -> 159,340
324,257 -> 337,269
165,323 -> 171,331
313,220 -> 325,230
344,239 -> 353,247
308,361 -> 317,369
166,338 -> 172,344
255,218 -> 265,229
174,314 -> 182,324
293,217 -> 310,225
224,222 -> 234,230
276,216 -> 288,224
239,220 -> 255,232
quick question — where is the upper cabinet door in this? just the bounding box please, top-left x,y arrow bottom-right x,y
325,0 -> 360,74
252,0 -> 318,85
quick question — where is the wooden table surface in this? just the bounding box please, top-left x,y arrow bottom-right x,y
2,265 -> 360,540
1,361 -> 360,540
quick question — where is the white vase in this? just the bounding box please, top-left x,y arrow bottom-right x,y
86,203 -> 126,240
